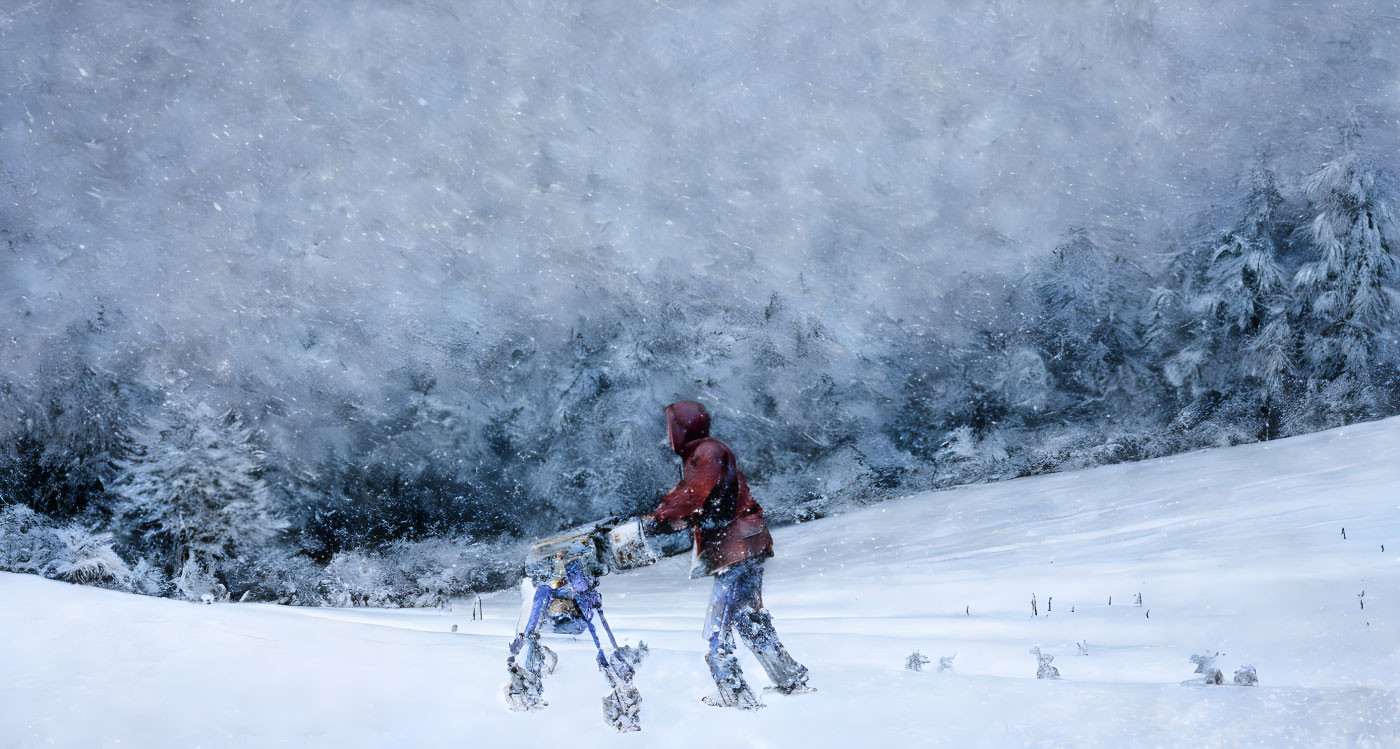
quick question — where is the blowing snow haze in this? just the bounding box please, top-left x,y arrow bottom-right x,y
2,1 -> 1400,603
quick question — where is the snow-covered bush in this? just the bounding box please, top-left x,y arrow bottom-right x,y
0,504 -> 140,589
905,651 -> 931,672
126,558 -> 171,597
936,426 -> 1010,483
176,553 -> 229,603
1029,646 -> 1060,680
220,552 -> 328,605
44,525 -> 131,585
1186,653 -> 1225,685
387,536 -> 524,608
322,551 -> 399,608
319,536 -> 523,608
1233,665 -> 1258,686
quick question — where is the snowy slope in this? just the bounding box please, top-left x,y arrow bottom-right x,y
4,419 -> 1399,748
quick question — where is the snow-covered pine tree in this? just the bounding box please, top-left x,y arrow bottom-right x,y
0,503 -> 56,575
1205,167 -> 1288,342
0,325 -> 139,521
1027,230 -> 1151,420
1290,139 -> 1399,428
1162,166 -> 1294,442
39,359 -> 137,515
1142,255 -> 1201,454
114,395 -> 285,600
1246,303 -> 1298,440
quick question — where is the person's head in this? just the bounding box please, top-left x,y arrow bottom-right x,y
664,401 -> 710,454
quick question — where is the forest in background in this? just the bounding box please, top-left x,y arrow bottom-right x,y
2,1 -> 1398,604
4,138 -> 1396,605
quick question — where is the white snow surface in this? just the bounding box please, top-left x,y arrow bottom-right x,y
4,419 -> 1399,748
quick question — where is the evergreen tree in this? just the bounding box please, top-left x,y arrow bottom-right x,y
1027,230 -> 1150,419
1145,250 -> 1203,398
1161,166 -> 1294,442
1290,143 -> 1399,427
113,396 -> 285,599
0,318 -> 139,520
38,361 -> 136,517
1205,167 -> 1288,342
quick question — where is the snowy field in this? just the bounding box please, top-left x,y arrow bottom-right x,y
4,418 -> 1399,748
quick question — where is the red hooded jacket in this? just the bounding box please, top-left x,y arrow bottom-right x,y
644,401 -> 774,576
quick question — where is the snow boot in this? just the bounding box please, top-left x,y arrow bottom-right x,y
597,654 -> 644,732
703,631 -> 765,710
601,684 -> 642,732
598,642 -> 647,732
504,632 -> 557,711
736,609 -> 811,694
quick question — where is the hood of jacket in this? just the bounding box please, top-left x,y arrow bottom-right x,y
665,401 -> 711,457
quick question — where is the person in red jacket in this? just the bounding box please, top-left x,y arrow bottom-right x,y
642,401 -> 810,709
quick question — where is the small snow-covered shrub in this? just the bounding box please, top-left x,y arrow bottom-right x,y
905,651 -> 931,671
323,550 -> 399,608
127,558 -> 171,597
44,525 -> 131,584
176,553 -> 229,602
1185,653 -> 1225,685
0,504 -> 138,588
397,536 -> 525,607
223,553 -> 329,605
937,654 -> 956,673
322,536 -> 525,608
936,426 -> 1014,486
1233,665 -> 1258,686
1029,646 -> 1060,679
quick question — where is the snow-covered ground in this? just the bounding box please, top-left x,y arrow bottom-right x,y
4,418 -> 1399,748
